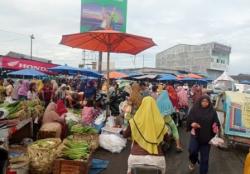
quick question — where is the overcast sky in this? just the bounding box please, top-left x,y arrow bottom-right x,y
0,0 -> 250,75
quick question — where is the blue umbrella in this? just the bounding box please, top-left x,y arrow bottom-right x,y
8,68 -> 47,77
48,65 -> 81,75
79,68 -> 103,78
158,74 -> 177,81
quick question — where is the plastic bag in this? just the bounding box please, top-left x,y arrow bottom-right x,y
105,116 -> 116,127
94,112 -> 106,125
99,133 -> 127,153
209,135 -> 224,147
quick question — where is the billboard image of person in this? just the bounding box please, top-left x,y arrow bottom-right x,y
80,0 -> 127,32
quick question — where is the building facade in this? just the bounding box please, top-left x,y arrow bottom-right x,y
156,42 -> 231,79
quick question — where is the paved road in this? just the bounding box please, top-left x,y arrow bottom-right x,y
93,128 -> 247,174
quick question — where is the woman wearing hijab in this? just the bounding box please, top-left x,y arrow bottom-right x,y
157,83 -> 164,94
123,96 -> 168,174
12,80 -> 22,100
191,85 -> 203,104
5,79 -> 14,101
187,95 -> 220,174
177,86 -> 189,108
129,83 -> 143,112
84,81 -> 96,100
36,80 -> 44,94
27,82 -> 38,100
51,80 -> 58,94
41,80 -> 53,107
42,97 -> 66,138
56,84 -> 67,100
0,78 -> 6,103
157,91 -> 183,152
151,85 -> 159,100
166,85 -> 179,110
18,80 -> 29,100
124,84 -> 132,95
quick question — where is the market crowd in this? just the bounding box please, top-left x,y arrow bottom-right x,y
0,76 -> 223,174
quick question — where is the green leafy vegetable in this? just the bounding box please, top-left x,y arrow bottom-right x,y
71,124 -> 98,134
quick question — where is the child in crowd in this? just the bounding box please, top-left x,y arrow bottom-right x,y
82,100 -> 96,125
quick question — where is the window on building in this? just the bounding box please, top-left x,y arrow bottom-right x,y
217,59 -> 220,63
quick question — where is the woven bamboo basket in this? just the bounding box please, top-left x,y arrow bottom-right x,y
28,138 -> 61,174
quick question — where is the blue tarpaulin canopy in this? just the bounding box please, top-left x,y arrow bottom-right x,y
48,65 -> 82,75
7,68 -> 47,77
79,68 -> 103,78
49,65 -> 102,78
158,74 -> 177,81
180,78 -> 208,84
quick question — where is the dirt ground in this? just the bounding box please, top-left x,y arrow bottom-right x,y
93,128 -> 247,174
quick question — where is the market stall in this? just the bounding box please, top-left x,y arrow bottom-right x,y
0,100 -> 44,142
215,91 -> 250,146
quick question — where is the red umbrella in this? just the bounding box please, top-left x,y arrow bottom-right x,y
177,73 -> 203,79
60,29 -> 156,55
187,73 -> 203,79
60,29 -> 156,113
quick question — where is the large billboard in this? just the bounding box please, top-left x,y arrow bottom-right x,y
80,0 -> 127,32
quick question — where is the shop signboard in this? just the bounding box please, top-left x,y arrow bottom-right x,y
0,56 -> 57,73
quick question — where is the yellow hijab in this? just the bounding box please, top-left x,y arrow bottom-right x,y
36,80 -> 44,93
129,96 -> 168,155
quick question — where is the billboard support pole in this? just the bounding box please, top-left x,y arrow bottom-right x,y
98,51 -> 102,73
30,34 -> 35,60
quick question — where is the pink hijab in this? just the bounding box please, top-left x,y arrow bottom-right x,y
177,86 -> 189,107
18,80 -> 29,96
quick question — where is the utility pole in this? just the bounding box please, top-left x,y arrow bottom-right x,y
98,52 -> 102,73
142,54 -> 145,73
30,34 -> 35,59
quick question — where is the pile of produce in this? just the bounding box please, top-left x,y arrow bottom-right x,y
0,99 -> 44,120
68,108 -> 81,116
71,124 -> 98,134
65,111 -> 81,130
61,138 -> 90,160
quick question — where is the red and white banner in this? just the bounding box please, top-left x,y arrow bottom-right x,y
0,56 -> 57,73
